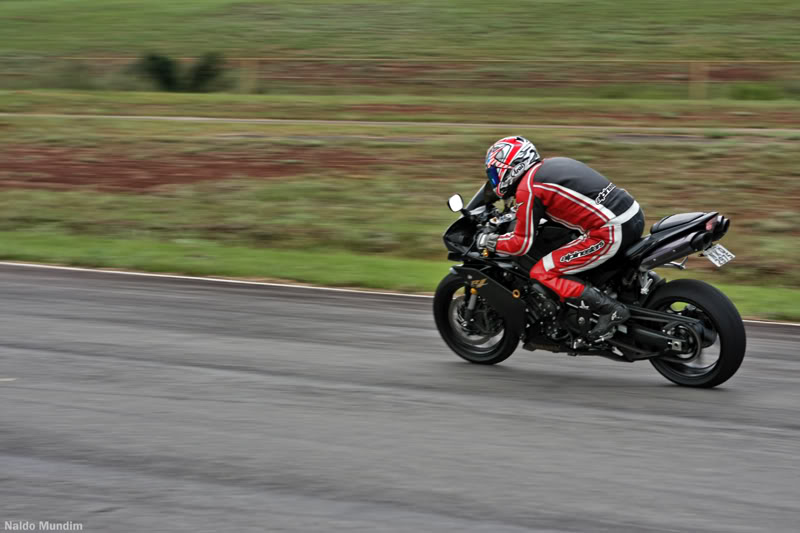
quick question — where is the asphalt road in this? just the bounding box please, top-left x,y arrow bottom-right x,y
1,264 -> 798,532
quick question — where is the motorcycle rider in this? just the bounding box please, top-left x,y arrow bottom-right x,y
477,136 -> 645,341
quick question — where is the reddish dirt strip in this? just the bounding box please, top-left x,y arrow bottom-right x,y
0,146 -> 406,191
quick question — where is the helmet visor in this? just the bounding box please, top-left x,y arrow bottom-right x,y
486,166 -> 500,187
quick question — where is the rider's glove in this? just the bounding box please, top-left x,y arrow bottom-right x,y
477,232 -> 499,254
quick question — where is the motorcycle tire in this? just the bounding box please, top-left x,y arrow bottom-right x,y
646,279 -> 746,388
433,273 -> 519,365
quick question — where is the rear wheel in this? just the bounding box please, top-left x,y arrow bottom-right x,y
433,273 -> 519,365
646,279 -> 745,388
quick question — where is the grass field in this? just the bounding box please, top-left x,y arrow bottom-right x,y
2,0 -> 799,60
3,2 -> 800,97
5,90 -> 800,128
2,2 -> 798,318
0,109 -> 798,320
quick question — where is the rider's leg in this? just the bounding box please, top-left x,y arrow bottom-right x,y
530,224 -> 630,340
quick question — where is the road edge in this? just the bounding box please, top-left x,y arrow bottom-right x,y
1,260 -> 797,328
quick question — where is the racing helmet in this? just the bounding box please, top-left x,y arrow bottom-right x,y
485,136 -> 541,198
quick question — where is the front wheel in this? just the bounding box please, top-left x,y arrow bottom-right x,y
433,273 -> 519,365
646,279 -> 746,388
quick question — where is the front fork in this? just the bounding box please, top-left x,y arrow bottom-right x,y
462,287 -> 479,323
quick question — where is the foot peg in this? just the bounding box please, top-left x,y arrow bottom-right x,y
592,331 -> 615,344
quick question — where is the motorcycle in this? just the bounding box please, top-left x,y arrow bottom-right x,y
433,183 -> 746,388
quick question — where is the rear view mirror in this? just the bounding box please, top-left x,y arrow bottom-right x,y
447,194 -> 464,213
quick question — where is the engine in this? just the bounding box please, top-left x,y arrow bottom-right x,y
525,288 -> 564,340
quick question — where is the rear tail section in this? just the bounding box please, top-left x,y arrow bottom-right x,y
628,212 -> 731,269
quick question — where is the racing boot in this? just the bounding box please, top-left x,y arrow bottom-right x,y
566,286 -> 630,342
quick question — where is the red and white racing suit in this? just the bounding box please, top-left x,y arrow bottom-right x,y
495,157 -> 644,300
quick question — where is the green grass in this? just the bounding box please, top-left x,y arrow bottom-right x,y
0,114 -> 798,289
2,0 -> 800,60
1,2 -> 796,317
0,230 -> 444,292
4,90 -> 800,128
1,230 -> 797,320
0,113 -> 797,321
3,2 -> 800,97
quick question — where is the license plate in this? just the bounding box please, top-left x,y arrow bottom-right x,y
704,244 -> 735,267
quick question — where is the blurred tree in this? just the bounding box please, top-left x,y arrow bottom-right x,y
137,53 -> 182,92
187,52 -> 225,92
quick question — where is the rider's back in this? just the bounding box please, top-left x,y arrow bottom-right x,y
533,157 -> 635,223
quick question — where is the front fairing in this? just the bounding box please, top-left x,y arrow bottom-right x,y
443,215 -> 477,255
442,183 -> 492,256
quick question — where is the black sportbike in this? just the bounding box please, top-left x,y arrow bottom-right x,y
433,183 -> 745,388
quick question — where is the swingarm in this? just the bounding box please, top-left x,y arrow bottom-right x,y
611,306 -> 710,361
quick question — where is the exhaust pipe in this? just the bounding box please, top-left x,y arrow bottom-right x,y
640,231 -> 711,269
713,216 -> 730,240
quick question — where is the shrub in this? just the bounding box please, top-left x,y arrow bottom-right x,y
186,52 -> 226,92
135,52 -> 228,92
137,53 -> 182,91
